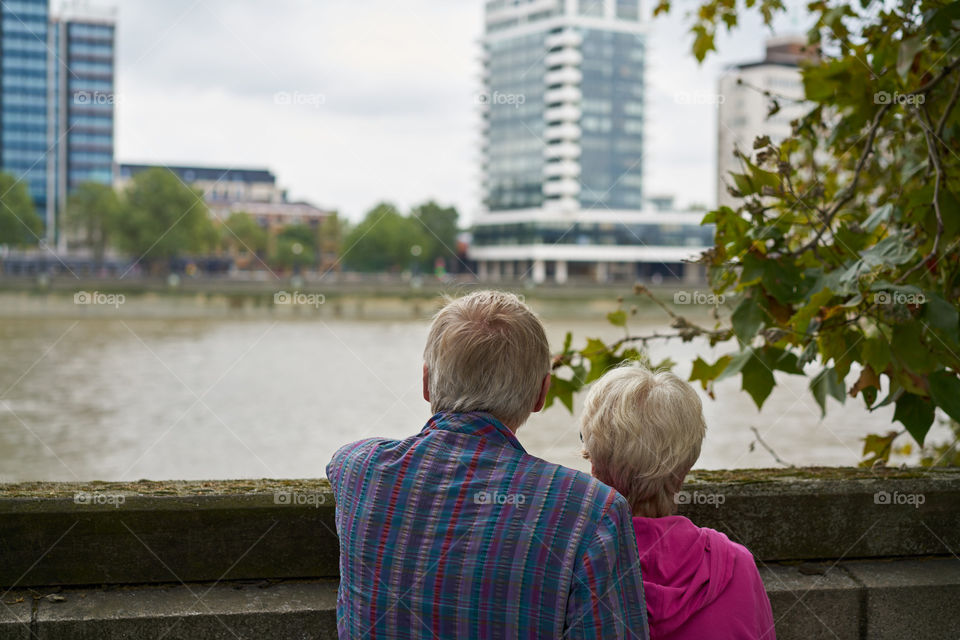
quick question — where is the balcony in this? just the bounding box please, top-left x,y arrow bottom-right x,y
542,160 -> 581,178
544,123 -> 581,141
545,49 -> 583,68
545,30 -> 582,49
542,178 -> 581,197
544,67 -> 582,87
544,105 -> 582,123
544,86 -> 582,105
543,141 -> 581,159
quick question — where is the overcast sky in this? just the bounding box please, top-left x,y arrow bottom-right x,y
82,0 -> 811,223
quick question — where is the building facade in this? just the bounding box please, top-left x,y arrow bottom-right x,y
716,36 -> 810,209
0,0 -> 116,246
50,4 -> 117,245
116,163 -> 331,230
1,0 -> 51,222
472,0 -> 708,284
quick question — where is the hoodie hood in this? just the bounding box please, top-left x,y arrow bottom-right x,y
633,515 -> 737,636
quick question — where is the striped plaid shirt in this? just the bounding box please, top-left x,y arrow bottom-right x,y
326,411 -> 649,639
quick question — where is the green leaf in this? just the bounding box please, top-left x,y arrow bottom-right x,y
732,294 -> 765,344
606,310 -> 627,327
545,376 -> 578,413
892,321 -> 938,374
692,26 -> 714,62
762,259 -> 806,304
923,293 -> 960,346
741,353 -> 775,408
928,370 -> 960,425
811,367 -> 846,418
893,393 -> 935,445
863,203 -> 894,232
790,287 -> 834,336
562,331 -> 572,353
862,337 -> 892,373
763,348 -> 804,375
582,338 -> 615,383
689,355 -> 733,390
861,236 -> 916,268
860,431 -> 899,467
897,35 -> 922,80
717,347 -> 754,382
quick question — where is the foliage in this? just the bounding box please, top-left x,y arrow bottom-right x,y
550,0 -> 960,464
66,182 -> 123,266
0,172 -> 43,247
316,211 -> 347,269
411,201 -> 460,269
219,212 -> 267,256
342,202 -> 427,272
116,168 -> 217,266
272,224 -> 317,270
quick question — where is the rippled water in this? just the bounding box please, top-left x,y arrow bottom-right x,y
0,312 -> 928,482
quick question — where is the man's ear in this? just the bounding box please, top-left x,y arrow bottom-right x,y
532,374 -> 551,413
422,363 -> 430,403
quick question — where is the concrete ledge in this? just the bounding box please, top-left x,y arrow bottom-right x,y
2,470 -> 959,588
844,558 -> 960,639
2,558 -> 957,640
761,563 -> 862,640
3,580 -> 338,640
681,468 -> 960,562
0,480 -> 338,588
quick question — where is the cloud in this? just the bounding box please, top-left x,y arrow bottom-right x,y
111,0 -> 812,222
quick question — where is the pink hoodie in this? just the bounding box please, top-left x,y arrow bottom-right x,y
633,515 -> 776,639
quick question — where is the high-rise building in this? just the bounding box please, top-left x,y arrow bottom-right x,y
0,0 -> 51,223
0,0 -> 115,246
49,3 -> 117,246
716,36 -> 811,209
470,0 -> 709,284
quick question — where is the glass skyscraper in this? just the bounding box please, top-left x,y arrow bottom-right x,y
472,0 -> 709,284
0,0 -> 115,245
1,0 -> 51,222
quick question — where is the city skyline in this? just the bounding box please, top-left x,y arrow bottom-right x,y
100,0 -> 813,225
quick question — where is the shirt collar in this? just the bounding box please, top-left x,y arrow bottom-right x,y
420,411 -> 527,454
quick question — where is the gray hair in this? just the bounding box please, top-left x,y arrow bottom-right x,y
423,290 -> 550,429
580,364 -> 706,517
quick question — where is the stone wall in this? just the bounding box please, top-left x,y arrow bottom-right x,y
1,468 -> 958,639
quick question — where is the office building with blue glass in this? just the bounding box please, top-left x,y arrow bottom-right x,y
1,0 -> 51,221
471,0 -> 709,283
0,0 -> 115,246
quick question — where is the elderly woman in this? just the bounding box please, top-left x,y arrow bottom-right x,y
580,365 -> 776,640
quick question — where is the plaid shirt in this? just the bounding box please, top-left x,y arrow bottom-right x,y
327,411 -> 649,639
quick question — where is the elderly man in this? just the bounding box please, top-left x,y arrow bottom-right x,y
327,290 -> 649,639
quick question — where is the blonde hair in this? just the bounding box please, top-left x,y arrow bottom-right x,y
423,290 -> 550,429
580,364 -> 706,517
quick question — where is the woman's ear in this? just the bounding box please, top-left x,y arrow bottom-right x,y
422,364 -> 430,403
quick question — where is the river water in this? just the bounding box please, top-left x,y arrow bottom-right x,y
0,309 -> 932,482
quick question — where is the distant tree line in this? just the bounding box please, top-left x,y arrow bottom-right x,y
0,168 -> 461,275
